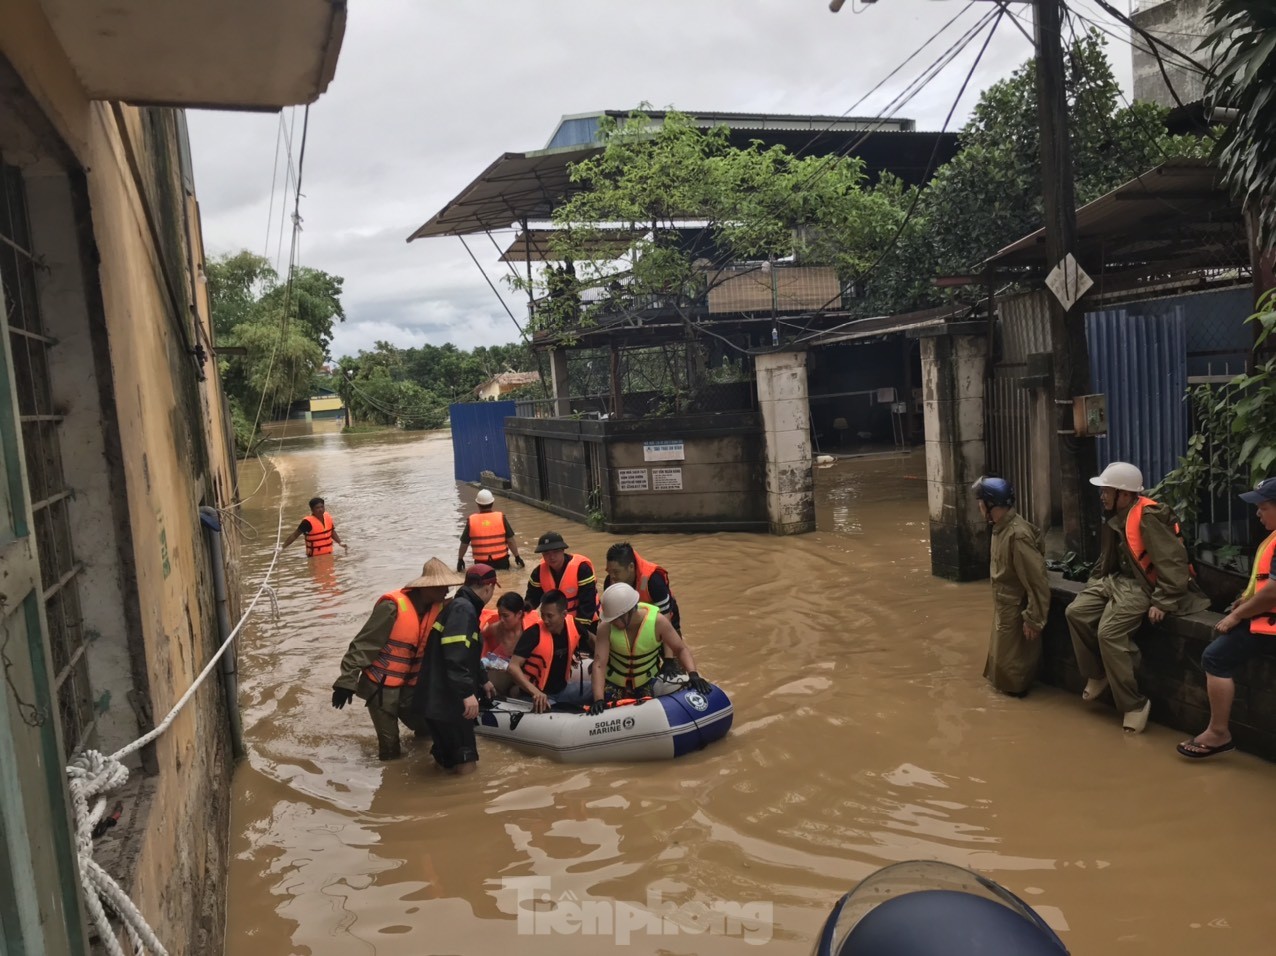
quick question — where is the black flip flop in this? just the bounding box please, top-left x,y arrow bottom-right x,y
1176,738 -> 1235,760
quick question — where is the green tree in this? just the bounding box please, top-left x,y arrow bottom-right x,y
540,110 -> 899,334
863,30 -> 1211,315
206,251 -> 346,453
1205,1 -> 1276,247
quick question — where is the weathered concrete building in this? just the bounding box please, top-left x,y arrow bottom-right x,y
0,1 -> 344,952
414,110 -> 958,537
1131,0 -> 1214,110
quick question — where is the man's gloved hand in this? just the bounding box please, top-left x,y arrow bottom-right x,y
515,555 -> 526,569
456,558 -> 466,573
658,658 -> 684,680
588,699 -> 607,716
688,672 -> 712,695
331,688 -> 354,710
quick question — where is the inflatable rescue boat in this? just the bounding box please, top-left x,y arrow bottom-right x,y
476,683 -> 733,763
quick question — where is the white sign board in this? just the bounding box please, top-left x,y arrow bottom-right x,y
651,467 -> 683,491
643,440 -> 685,462
1045,253 -> 1093,311
617,468 -> 649,492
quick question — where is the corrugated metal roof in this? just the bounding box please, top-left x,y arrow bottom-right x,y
982,159 -> 1245,276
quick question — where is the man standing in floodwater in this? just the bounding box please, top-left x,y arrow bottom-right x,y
1065,461 -> 1208,733
415,564 -> 498,775
281,496 -> 347,557
972,476 -> 1050,697
525,531 -> 598,636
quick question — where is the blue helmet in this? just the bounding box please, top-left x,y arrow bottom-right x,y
815,861 -> 1068,956
971,475 -> 1015,508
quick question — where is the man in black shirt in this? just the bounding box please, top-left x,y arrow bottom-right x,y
415,564 -> 497,774
508,590 -> 592,713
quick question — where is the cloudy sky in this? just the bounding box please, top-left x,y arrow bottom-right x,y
188,0 -> 1136,358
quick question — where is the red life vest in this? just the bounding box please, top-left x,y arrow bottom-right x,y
362,592 -> 445,688
303,512 -> 334,557
521,616 -> 581,691
1124,496 -> 1188,585
1250,533 -> 1276,636
537,554 -> 587,616
467,511 -> 509,563
632,551 -> 673,607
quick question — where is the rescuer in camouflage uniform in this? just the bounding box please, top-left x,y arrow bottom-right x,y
972,476 -> 1051,696
1065,462 -> 1208,733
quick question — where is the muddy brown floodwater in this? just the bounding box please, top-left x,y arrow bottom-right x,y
225,430 -> 1276,955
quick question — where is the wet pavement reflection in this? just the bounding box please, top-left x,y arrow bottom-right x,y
225,431 -> 1276,954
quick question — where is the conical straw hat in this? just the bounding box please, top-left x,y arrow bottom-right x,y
404,557 -> 466,590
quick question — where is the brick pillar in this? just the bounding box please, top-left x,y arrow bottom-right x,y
918,323 -> 989,580
755,350 -> 815,535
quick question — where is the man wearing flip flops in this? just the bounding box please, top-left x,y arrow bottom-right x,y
1178,477 -> 1276,759
1065,462 -> 1208,733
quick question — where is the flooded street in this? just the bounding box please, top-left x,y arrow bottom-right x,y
226,431 -> 1276,955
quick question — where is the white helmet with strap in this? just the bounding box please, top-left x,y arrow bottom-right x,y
1089,461 -> 1144,493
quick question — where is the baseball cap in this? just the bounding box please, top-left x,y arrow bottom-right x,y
465,563 -> 500,586
534,531 -> 568,553
1240,477 -> 1276,505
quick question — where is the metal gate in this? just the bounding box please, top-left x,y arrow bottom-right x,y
1086,307 -> 1188,487
987,365 -> 1047,529
449,401 -> 516,482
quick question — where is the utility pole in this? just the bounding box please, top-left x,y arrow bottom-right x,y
1032,0 -> 1098,559
831,0 -> 1098,558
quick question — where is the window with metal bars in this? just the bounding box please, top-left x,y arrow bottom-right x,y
0,159 -> 94,757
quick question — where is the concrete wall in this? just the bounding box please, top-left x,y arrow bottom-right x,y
1043,574 -> 1276,762
919,325 -> 989,581
1,2 -> 239,951
504,413 -> 768,533
1131,0 -> 1213,109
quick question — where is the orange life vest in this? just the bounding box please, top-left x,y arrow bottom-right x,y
467,511 -> 509,563
521,616 -> 581,691
1249,533 -> 1276,636
303,512 -> 334,557
362,592 -> 445,688
631,551 -> 672,606
1124,496 -> 1188,585
537,554 -> 587,616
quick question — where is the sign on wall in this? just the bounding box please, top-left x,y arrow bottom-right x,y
642,440 -> 685,462
652,467 -> 683,491
617,468 -> 649,491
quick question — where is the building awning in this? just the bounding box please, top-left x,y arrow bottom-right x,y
499,228 -> 639,263
37,0 -> 345,109
408,146 -> 600,241
409,128 -> 959,243
806,304 -> 973,347
981,159 -> 1246,277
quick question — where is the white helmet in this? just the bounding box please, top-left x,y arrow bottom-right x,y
598,582 -> 640,624
475,489 -> 495,506
1089,461 -> 1144,493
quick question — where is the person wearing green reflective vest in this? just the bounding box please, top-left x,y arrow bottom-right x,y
588,583 -> 711,714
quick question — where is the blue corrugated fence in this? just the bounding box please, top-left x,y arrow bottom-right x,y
449,401 -> 516,482
1086,307 -> 1188,487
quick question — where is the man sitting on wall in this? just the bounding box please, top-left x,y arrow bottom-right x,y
1065,461 -> 1208,734
1178,477 -> 1276,759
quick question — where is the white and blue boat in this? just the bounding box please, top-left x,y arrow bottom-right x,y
476,683 -> 733,763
